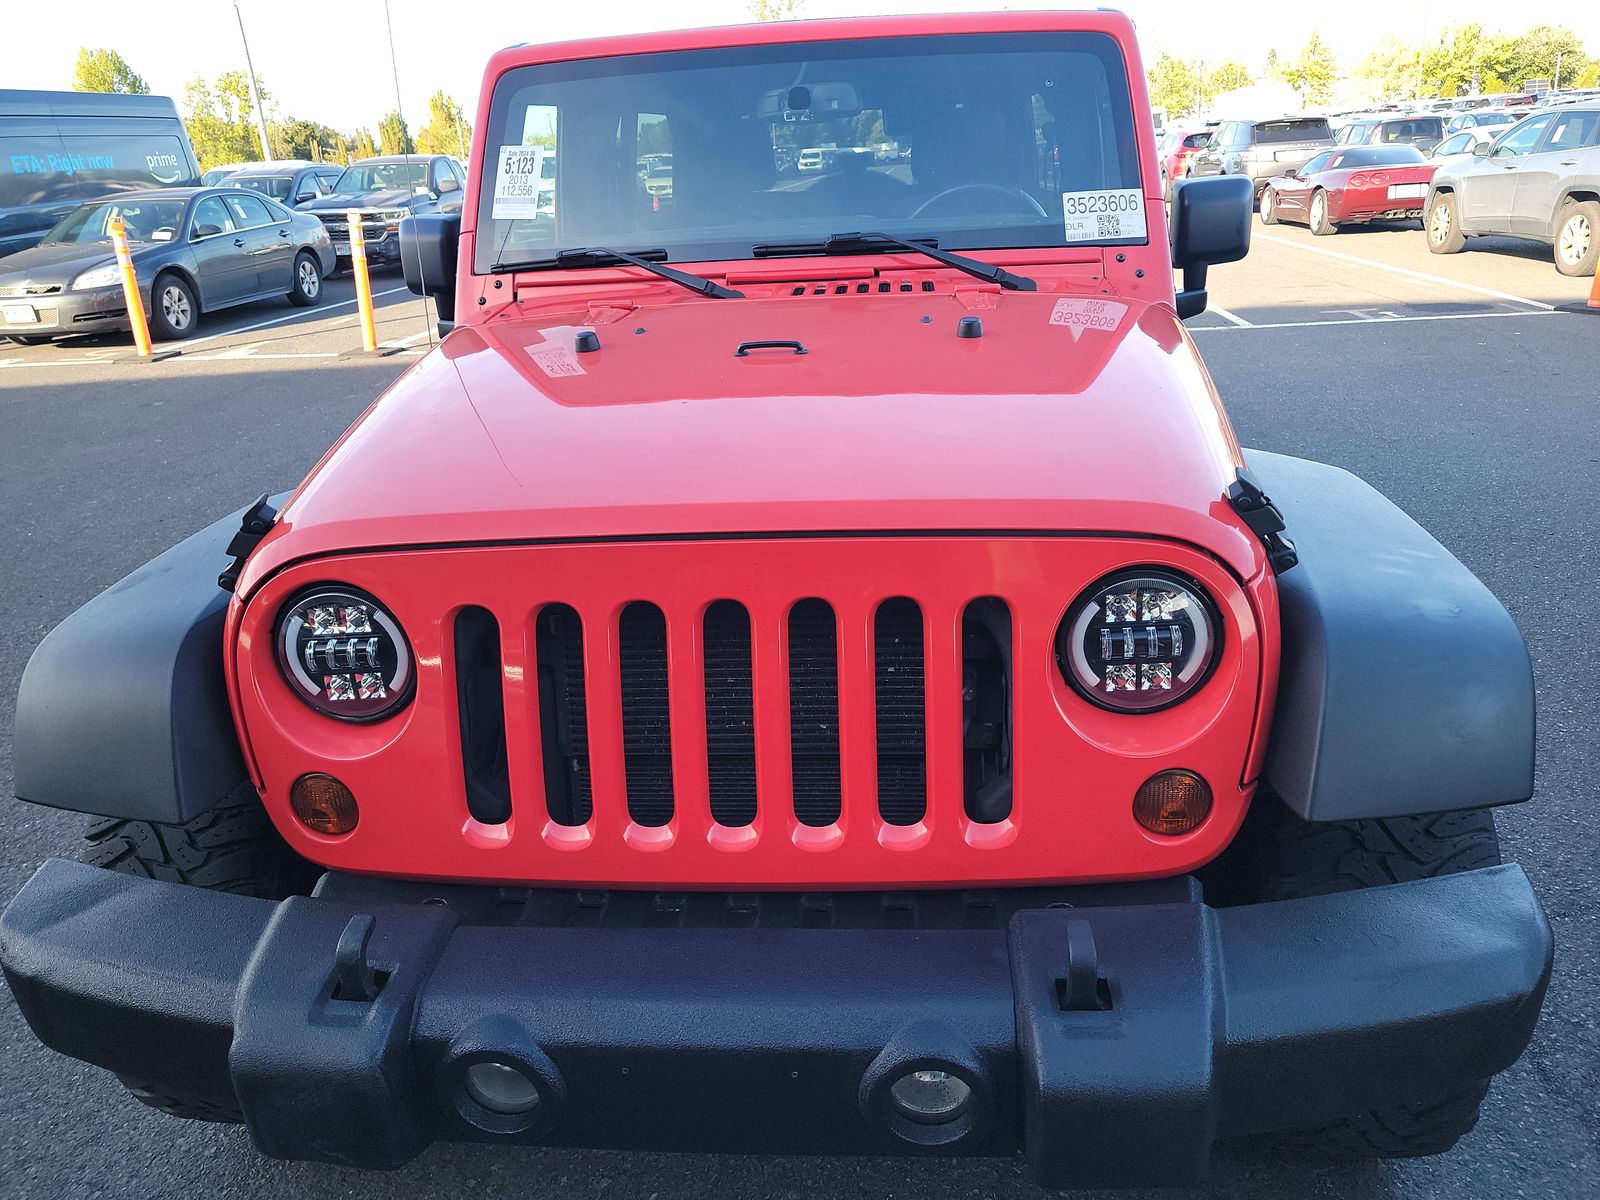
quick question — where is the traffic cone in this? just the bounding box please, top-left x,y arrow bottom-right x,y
1560,260 -> 1600,315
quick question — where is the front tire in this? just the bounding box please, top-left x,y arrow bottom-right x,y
1427,191 -> 1467,254
80,789 -> 316,899
148,272 -> 198,340
1553,199 -> 1598,277
1218,796 -> 1502,1158
1309,189 -> 1338,236
1259,187 -> 1279,225
288,249 -> 323,306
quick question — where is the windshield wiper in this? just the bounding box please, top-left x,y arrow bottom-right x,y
490,246 -> 743,298
752,232 -> 1035,291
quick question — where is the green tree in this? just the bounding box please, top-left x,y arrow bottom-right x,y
278,117 -> 340,162
183,72 -> 269,170
333,134 -> 351,165
1147,53 -> 1202,119
351,128 -> 378,159
72,47 -> 149,95
749,0 -> 801,19
378,111 -> 415,155
1281,32 -> 1339,105
1505,25 -> 1590,89
416,91 -> 471,158
1356,36 -> 1422,100
1206,62 -> 1254,95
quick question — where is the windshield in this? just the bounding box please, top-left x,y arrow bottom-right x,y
43,198 -> 187,245
230,175 -> 293,200
335,161 -> 426,193
477,32 -> 1143,271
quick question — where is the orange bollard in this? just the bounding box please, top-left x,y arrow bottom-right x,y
108,214 -> 157,358
1588,265 -> 1600,312
349,207 -> 379,352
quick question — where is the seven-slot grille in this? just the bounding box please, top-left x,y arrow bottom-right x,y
455,595 -> 1009,838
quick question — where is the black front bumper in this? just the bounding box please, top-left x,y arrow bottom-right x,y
0,860 -> 1550,1187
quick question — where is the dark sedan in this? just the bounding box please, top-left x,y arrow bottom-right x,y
222,165 -> 343,209
0,187 -> 334,343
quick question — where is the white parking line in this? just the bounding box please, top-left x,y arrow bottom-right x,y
1191,309 -> 1561,332
176,285 -> 415,350
1206,303 -> 1252,327
1253,234 -> 1558,311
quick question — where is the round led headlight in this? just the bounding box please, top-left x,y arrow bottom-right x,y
276,587 -> 413,720
1057,570 -> 1220,713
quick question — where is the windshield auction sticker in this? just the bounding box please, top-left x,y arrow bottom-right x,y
1048,297 -> 1129,341
1062,189 -> 1147,243
492,145 -> 546,220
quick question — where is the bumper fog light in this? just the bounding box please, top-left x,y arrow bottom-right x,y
889,1069 -> 972,1125
290,773 -> 359,835
1133,770 -> 1211,836
465,1060 -> 542,1115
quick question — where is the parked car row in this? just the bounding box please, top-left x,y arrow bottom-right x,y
0,187 -> 334,343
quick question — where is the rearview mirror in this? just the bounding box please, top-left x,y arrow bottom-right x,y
1170,175 -> 1252,320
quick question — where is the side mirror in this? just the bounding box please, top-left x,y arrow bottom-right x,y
1170,175 -> 1252,320
1282,168 -> 1298,180
193,223 -> 222,239
399,211 -> 459,336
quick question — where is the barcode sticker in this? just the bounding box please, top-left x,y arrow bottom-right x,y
1062,189 -> 1147,243
492,145 -> 546,220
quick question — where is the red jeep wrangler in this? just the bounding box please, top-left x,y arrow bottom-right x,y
2,12 -> 1550,1189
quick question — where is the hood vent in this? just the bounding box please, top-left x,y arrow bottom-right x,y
786,276 -> 945,298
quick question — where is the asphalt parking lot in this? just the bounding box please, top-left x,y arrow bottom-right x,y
2,231 -> 1597,1199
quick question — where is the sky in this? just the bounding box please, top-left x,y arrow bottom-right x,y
6,1 -> 1598,134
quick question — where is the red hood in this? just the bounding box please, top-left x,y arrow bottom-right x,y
239,288 -> 1263,593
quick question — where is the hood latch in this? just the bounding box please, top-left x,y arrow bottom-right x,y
1227,468 -> 1298,575
218,494 -> 279,592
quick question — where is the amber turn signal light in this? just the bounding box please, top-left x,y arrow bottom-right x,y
1133,770 -> 1211,836
290,773 -> 360,835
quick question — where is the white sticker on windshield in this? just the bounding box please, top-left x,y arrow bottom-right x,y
1061,189 -> 1147,243
492,145 -> 546,220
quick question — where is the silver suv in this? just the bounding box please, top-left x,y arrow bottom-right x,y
1186,117 -> 1335,204
1427,105 -> 1600,276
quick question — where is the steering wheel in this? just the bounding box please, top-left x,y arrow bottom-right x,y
911,184 -> 1049,220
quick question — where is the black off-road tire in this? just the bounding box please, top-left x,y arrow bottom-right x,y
81,789 -> 313,1121
1216,795 -> 1502,1158
115,1076 -> 243,1124
80,787 -> 316,899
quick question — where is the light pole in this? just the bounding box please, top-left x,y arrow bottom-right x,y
233,1 -> 275,160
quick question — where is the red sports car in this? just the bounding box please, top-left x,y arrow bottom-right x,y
1259,144 -> 1439,235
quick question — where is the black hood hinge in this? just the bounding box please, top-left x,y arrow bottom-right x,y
218,494 -> 279,592
1227,468 -> 1298,574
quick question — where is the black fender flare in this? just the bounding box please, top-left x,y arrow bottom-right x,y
1247,451 -> 1534,821
13,495 -> 289,824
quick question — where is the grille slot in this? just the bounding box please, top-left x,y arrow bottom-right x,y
788,599 -> 842,827
619,602 -> 674,827
536,605 -> 592,826
454,607 -> 511,825
962,598 -> 1013,823
704,601 -> 757,827
874,598 -> 927,826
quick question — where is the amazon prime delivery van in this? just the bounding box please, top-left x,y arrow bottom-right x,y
0,90 -> 201,258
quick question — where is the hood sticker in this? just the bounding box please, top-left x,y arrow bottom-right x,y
1049,297 -> 1129,341
526,326 -> 589,378
492,145 -> 547,220
1062,189 -> 1147,243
